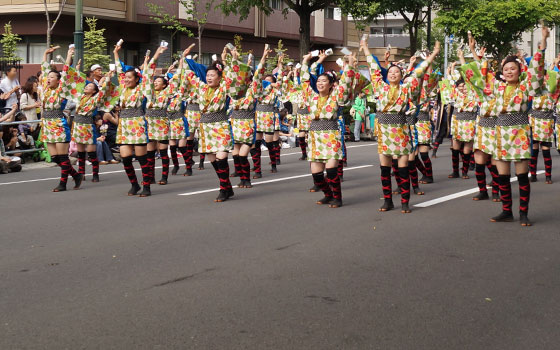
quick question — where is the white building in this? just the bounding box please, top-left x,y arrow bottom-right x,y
520,26 -> 559,66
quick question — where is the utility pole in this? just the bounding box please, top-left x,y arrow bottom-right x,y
74,0 -> 84,71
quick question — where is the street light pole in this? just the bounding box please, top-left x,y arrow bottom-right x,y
444,34 -> 449,75
74,0 -> 84,71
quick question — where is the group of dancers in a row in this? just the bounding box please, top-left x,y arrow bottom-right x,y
38,26 -> 558,225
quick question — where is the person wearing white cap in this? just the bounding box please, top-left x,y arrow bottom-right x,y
90,64 -> 103,86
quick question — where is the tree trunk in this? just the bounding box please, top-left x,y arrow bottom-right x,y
409,24 -> 418,56
198,24 -> 203,60
298,8 -> 312,61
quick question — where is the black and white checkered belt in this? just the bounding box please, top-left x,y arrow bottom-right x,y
376,113 -> 407,125
496,112 -> 528,127
416,112 -> 430,122
256,104 -> 275,112
168,111 -> 183,120
231,110 -> 255,120
200,111 -> 228,123
297,108 -> 310,115
478,117 -> 497,128
145,109 -> 167,119
310,119 -> 339,131
186,103 -> 200,111
455,111 -> 477,121
120,108 -> 143,119
74,115 -> 93,124
42,110 -> 65,119
531,110 -> 554,120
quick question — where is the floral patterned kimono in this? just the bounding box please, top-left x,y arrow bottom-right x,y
229,59 -> 263,145
70,73 -> 111,145
40,62 -> 83,143
255,67 -> 284,133
300,63 -> 355,162
461,60 -> 498,156
181,62 -> 243,154
291,71 -> 312,132
414,71 -> 439,146
143,59 -> 182,141
113,62 -> 147,145
364,55 -> 432,156
530,69 -> 559,145
449,70 -> 478,143
464,50 -> 544,161
167,77 -> 189,140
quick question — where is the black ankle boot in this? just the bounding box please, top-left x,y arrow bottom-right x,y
128,183 -> 141,196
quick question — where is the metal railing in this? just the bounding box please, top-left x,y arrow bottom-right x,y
1,117 -> 44,156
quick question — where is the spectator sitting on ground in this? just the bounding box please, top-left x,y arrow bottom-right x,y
95,116 -> 119,165
16,114 -> 34,151
0,136 -> 22,174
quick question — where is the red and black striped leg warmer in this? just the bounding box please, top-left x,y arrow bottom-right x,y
337,159 -> 344,179
178,146 -> 188,167
88,151 -> 99,176
214,159 -> 232,191
169,145 -> 180,167
58,155 -> 71,184
199,153 -> 205,164
517,173 -> 530,214
233,155 -> 241,175
77,151 -> 86,175
489,164 -> 499,195
498,174 -> 512,213
137,154 -> 150,187
451,149 -> 460,173
326,167 -> 342,200
398,167 -> 410,205
240,156 -> 250,181
475,163 -> 488,193
542,149 -> 552,178
147,150 -> 156,182
266,142 -> 276,166
380,165 -> 392,200
462,152 -> 471,175
530,147 -> 539,176
186,139 -> 195,168
160,150 -> 169,180
122,156 -> 138,185
275,141 -> 281,162
415,155 -> 426,177
409,163 -> 419,189
392,159 -> 400,186
299,137 -> 307,156
251,140 -> 262,173
312,171 -> 332,198
433,142 -> 440,152
420,152 -> 433,178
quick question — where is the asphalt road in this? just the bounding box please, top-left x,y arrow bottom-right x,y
1,141 -> 560,349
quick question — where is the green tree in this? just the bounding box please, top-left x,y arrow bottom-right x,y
217,0 -> 379,60
84,17 -> 111,70
0,22 -> 22,62
264,39 -> 292,74
147,2 -> 194,57
179,0 -> 217,59
435,0 -> 560,61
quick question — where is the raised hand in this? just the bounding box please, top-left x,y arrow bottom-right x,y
182,44 -> 195,58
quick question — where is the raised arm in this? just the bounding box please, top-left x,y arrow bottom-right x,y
335,53 -> 357,106
524,26 -> 548,96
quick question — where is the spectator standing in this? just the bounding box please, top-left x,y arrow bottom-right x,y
0,66 -> 21,109
351,92 -> 366,141
19,80 -> 41,133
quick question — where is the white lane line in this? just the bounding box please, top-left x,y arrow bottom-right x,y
0,143 -> 377,187
178,164 -> 374,196
414,170 -> 545,208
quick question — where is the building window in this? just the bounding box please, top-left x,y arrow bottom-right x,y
369,27 -> 404,35
324,7 -> 335,19
269,0 -> 282,10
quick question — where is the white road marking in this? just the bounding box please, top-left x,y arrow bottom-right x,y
178,164 -> 374,196
0,143 -> 377,187
414,170 -> 545,208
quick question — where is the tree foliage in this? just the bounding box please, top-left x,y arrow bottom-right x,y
217,0 -> 379,59
84,17 -> 111,70
0,22 -> 22,62
435,0 -> 560,61
147,1 -> 193,57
